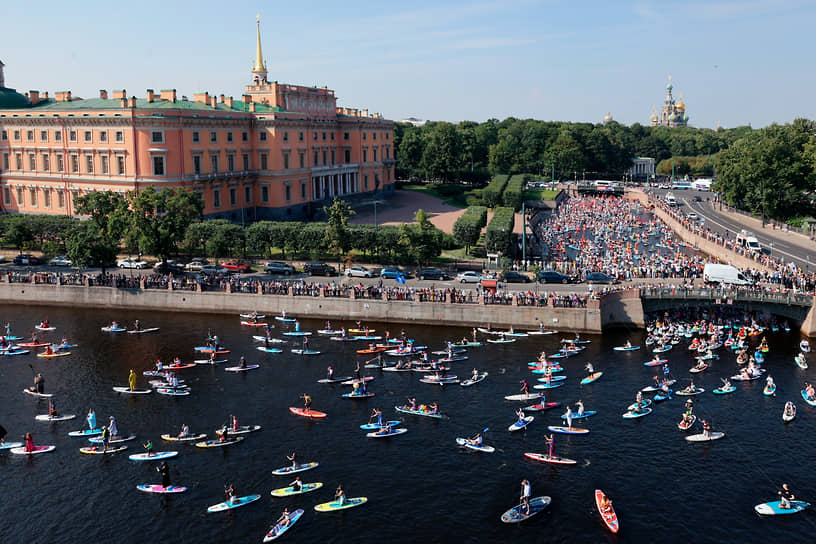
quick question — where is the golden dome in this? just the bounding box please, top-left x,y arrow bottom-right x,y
676,100 -> 685,111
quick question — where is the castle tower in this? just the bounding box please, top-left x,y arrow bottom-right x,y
251,15 -> 268,83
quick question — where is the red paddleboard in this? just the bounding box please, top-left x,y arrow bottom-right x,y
523,402 -> 561,412
19,342 -> 50,348
595,489 -> 619,533
524,452 -> 577,465
165,364 -> 196,370
289,407 -> 327,419
240,321 -> 269,327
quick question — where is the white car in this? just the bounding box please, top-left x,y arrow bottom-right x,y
345,266 -> 374,278
456,271 -> 486,283
48,255 -> 72,267
117,257 -> 149,269
687,212 -> 698,220
185,259 -> 208,271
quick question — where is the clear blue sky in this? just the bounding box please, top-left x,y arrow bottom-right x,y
2,0 -> 813,128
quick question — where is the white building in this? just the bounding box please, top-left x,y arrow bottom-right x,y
628,157 -> 655,180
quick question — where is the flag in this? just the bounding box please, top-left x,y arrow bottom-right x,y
396,274 -> 406,284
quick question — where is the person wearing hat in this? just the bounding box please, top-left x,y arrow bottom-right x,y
326,366 -> 334,380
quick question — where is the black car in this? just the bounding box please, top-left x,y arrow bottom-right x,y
13,254 -> 40,265
264,261 -> 296,275
583,272 -> 618,284
153,262 -> 185,275
417,268 -> 449,281
303,262 -> 338,276
536,270 -> 572,284
502,271 -> 532,283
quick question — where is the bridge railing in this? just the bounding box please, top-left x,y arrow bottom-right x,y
640,287 -> 813,307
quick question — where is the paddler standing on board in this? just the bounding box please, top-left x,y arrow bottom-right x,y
520,379 -> 530,395
585,362 -> 594,377
157,461 -> 170,488
287,451 -> 298,469
519,480 -> 531,515
369,408 -> 383,426
335,484 -> 347,506
545,434 -> 555,458
128,369 -> 137,391
301,393 -> 312,413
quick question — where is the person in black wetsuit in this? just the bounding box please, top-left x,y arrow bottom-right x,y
157,461 -> 170,488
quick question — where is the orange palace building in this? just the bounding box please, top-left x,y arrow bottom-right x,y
0,19 -> 395,221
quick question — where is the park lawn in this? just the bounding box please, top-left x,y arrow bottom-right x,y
401,184 -> 477,208
523,189 -> 559,201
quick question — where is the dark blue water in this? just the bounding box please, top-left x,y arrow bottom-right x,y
1,305 -> 814,543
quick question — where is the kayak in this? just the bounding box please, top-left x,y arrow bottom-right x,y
547,426 -> 589,434
754,500 -> 810,515
264,508 -> 305,542
613,346 -> 640,351
595,489 -> 619,533
127,328 -> 160,334
360,421 -> 401,431
524,452 -> 577,465
0,442 -> 24,450
112,387 -> 152,394
501,496 -> 551,523
37,351 -> 70,358
215,425 -> 261,435
678,415 -> 697,431
160,433 -> 207,442
11,445 -> 56,455
79,445 -> 127,455
290,349 -> 321,355
460,373 -> 488,386
89,434 -> 136,444
504,393 -> 542,402
225,365 -> 260,372
272,462 -> 319,475
394,406 -> 446,419
508,416 -> 534,432
523,402 -> 561,412
801,390 -> 816,406
622,408 -> 652,419
195,437 -> 244,448
35,414 -> 76,422
257,347 -> 283,353
156,388 -> 190,396
763,383 -> 776,396
342,392 -> 376,398
136,484 -> 188,494
580,372 -> 603,385
366,428 -> 408,438
207,494 -> 261,513
562,410 -> 597,420
315,497 -> 368,512
456,438 -> 495,453
289,407 -> 327,418
129,451 -> 179,461
686,432 -> 725,442
68,428 -> 103,437
271,483 -> 323,497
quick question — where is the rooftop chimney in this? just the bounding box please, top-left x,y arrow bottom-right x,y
219,94 -> 225,103
194,91 -> 209,104
210,96 -> 217,108
249,102 -> 256,112
226,96 -> 234,108
55,91 -> 72,102
160,89 -> 177,102
128,96 -> 137,108
42,91 -> 49,99
146,89 -> 155,103
112,89 -> 126,99
120,98 -> 128,108
99,90 -> 108,100
242,94 -> 253,104
29,90 -> 40,105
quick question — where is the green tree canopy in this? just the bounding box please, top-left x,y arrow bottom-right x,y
129,187 -> 204,264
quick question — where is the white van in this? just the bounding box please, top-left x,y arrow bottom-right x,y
665,192 -> 677,207
735,230 -> 762,253
703,263 -> 753,286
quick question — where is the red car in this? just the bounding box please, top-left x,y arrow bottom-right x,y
221,260 -> 252,273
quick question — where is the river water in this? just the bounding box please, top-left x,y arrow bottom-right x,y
1,305 -> 813,543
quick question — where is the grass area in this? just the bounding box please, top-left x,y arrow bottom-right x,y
401,184 -> 478,208
522,189 -> 559,200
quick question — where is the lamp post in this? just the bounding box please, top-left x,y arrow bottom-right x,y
807,254 -> 810,274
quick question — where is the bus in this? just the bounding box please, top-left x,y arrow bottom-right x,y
671,180 -> 692,190
593,180 -> 620,192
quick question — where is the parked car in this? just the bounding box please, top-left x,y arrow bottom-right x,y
263,261 -> 296,275
379,267 -> 405,279
687,212 -> 698,220
456,271 -> 486,283
345,265 -> 374,278
536,270 -> 572,284
184,259 -> 208,271
583,272 -> 618,284
303,262 -> 338,276
154,262 -> 185,275
48,255 -> 72,267
13,254 -> 41,266
221,260 -> 252,273
417,268 -> 449,281
117,257 -> 148,269
501,271 -> 532,283
198,264 -> 229,276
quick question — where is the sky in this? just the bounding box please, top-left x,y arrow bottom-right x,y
1,0 -> 814,129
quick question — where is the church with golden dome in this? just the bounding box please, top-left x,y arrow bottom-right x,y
650,76 -> 689,127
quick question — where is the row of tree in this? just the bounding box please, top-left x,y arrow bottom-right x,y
395,118 -> 755,182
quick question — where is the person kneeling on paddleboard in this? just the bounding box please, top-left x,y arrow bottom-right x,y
779,484 -> 795,509
178,423 -> 190,439
219,425 -> 230,443
289,477 -> 302,493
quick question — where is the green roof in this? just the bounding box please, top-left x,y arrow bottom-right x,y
0,87 -> 30,108
0,97 -> 287,114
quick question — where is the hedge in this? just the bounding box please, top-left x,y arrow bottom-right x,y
452,206 -> 488,249
484,206 -> 515,254
482,175 -> 509,208
502,175 -> 524,210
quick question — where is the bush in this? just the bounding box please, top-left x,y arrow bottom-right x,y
482,175 -> 509,207
435,184 -> 465,197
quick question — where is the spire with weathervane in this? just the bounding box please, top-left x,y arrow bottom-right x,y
252,15 -> 268,83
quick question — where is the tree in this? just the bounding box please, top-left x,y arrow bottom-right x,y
421,123 -> 462,181
66,222 -> 120,271
207,221 -> 245,262
129,187 -> 204,265
3,216 -> 33,252
398,209 -> 444,266
72,190 -> 130,273
323,197 -> 355,263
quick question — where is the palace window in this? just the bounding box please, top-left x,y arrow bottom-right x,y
27,130 -> 34,142
16,187 -> 24,204
283,132 -> 289,142
313,151 -> 318,165
57,191 -> 65,209
373,149 -> 378,162
301,183 -> 306,200
41,153 -> 50,172
192,131 -> 200,143
283,152 -> 289,170
0,130 -> 6,140
150,131 -> 162,144
115,131 -> 123,143
213,189 -> 221,208
285,185 -> 291,201
322,132 -> 326,141
100,155 -> 109,174
242,153 -> 250,170
153,156 -> 165,176
364,174 -> 368,190
69,130 -> 77,142
226,132 -> 233,143
99,131 -> 107,143
362,132 -> 367,141
322,150 -> 327,166
86,155 -> 94,174
54,130 -> 62,142
298,132 -> 304,142
13,130 -> 21,141
193,155 -> 202,174
229,188 -> 237,206
313,132 -> 318,140
261,185 -> 269,203
362,149 -> 367,163
29,188 -> 38,207
245,186 -> 251,204
1,153 -> 8,170
40,130 -> 48,142
259,153 -> 268,170
116,156 -> 126,175
227,153 -> 235,172
84,130 -> 92,143
331,150 -> 336,165
3,187 -> 10,206
43,189 -> 51,208
373,132 -> 377,141
330,133 -> 335,141
344,150 -> 351,163
210,155 -> 219,173
15,153 -> 23,170
259,131 -> 267,142
56,154 -> 64,172
241,131 -> 248,142
210,131 -> 218,143
28,153 -> 36,171
299,152 -> 304,169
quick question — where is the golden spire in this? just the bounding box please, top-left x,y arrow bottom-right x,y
252,15 -> 267,75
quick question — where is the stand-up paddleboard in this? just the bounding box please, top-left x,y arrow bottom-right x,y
504,393 -> 542,402
348,328 -> 376,334
420,377 -> 458,385
5,349 -> 30,356
314,497 -> 367,512
547,426 -> 589,434
685,432 -> 725,442
161,433 -> 206,442
253,336 -> 286,343
35,414 -> 76,422
136,484 -> 187,494
340,377 -> 375,386
207,494 -> 261,513
257,347 -> 283,353
289,407 -> 327,419
263,508 -> 305,542
754,500 -> 810,515
240,321 -> 269,327
678,415 -> 697,431
501,496 -> 551,523
366,428 -> 408,438
225,365 -> 260,372
195,437 -> 244,448
644,358 -> 668,366
622,408 -> 652,419
291,349 -> 321,355
613,345 -> 640,351
89,434 -> 136,444
101,326 -> 127,332
524,452 -> 576,465
318,376 -> 353,384
18,342 -> 50,348
272,462 -> 319,475
0,442 -> 24,450
215,425 -> 261,436
456,438 -> 495,453
676,388 -> 705,396
653,390 -> 672,402
79,445 -> 127,455
801,390 -> 816,406
318,329 -> 343,336
523,402 -> 561,412
689,364 -> 709,373
37,351 -> 70,358
533,382 -> 563,390
150,382 -> 189,390
508,416 -> 534,432
194,358 -> 227,365
112,387 -> 152,394
535,376 -> 567,383
194,347 -> 230,354
360,421 -> 400,431
460,373 -> 488,386
23,389 -> 52,398
487,338 -> 516,344
129,451 -> 178,461
11,445 -> 55,455
595,489 -> 619,533
343,392 -> 376,399
783,403 -> 796,422
627,400 -> 652,411
562,410 -> 597,420
127,328 -> 160,335
34,325 -> 56,331
271,483 -> 323,497
527,330 -> 556,336
394,406 -> 447,419
713,386 -> 736,395
283,332 -> 312,337
156,388 -> 190,396
275,316 -> 297,322
580,372 -> 603,385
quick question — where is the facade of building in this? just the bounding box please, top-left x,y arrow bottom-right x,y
0,19 -> 395,221
627,157 -> 655,180
649,76 -> 689,128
